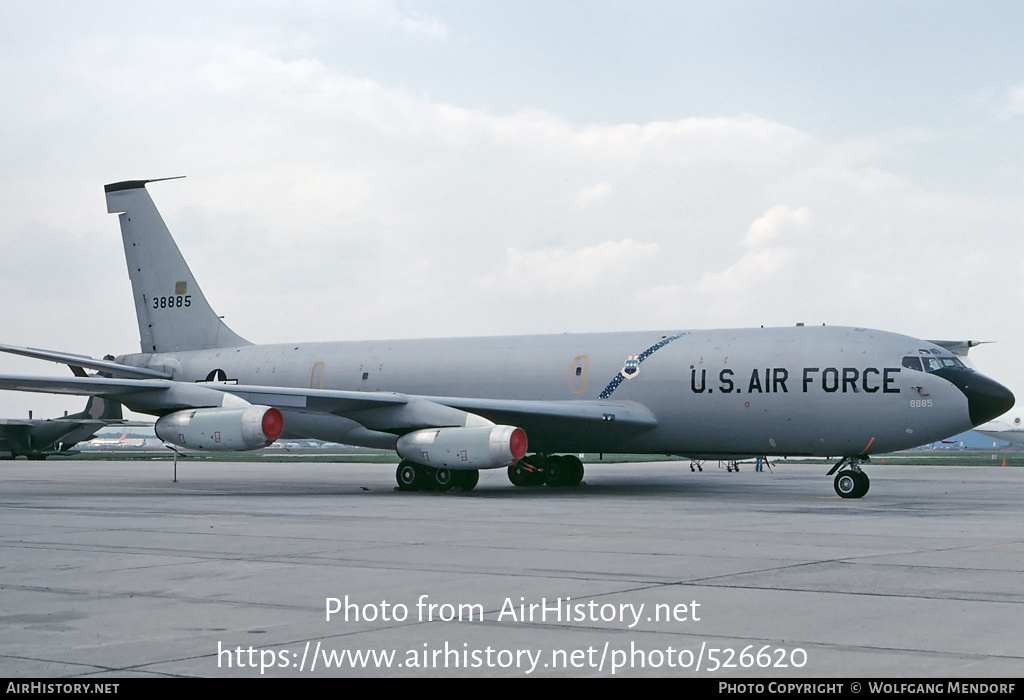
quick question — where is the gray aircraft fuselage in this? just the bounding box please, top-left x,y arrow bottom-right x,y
115,325 -> 983,458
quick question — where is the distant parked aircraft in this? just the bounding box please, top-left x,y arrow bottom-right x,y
0,396 -> 125,459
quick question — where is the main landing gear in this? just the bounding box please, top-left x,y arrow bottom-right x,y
689,459 -> 744,472
395,460 -> 479,492
508,454 -> 585,487
827,457 -> 870,499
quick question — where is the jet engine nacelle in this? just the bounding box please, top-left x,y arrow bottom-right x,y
155,405 -> 285,451
396,425 -> 527,470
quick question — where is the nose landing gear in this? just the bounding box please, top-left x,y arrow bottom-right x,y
828,457 -> 870,498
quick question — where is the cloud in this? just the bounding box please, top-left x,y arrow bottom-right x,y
573,182 -> 612,208
481,239 -> 659,295
740,205 -> 812,248
398,9 -> 448,39
696,205 -> 811,297
2,7 -> 1024,407
1005,83 -> 1024,117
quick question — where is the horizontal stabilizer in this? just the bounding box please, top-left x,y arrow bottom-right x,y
0,343 -> 173,379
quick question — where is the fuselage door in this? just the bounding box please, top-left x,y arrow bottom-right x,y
571,355 -> 588,394
309,361 -> 325,389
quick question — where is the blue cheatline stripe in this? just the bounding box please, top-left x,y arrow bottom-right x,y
598,332 -> 689,399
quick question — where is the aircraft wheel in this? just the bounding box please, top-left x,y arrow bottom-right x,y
508,463 -> 537,487
420,466 -> 438,491
434,468 -> 455,492
834,471 -> 856,498
544,456 -> 572,486
452,469 -> 479,491
397,460 -> 428,491
853,471 -> 870,498
562,455 -> 585,485
834,470 -> 867,499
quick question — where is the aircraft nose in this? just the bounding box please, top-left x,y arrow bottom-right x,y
935,368 -> 1015,426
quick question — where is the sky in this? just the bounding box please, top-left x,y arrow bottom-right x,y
1,0 -> 1024,420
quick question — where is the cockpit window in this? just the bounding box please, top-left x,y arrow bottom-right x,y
902,355 -> 966,372
902,356 -> 923,372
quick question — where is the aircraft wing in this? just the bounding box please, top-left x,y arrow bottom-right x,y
0,375 -> 170,397
0,374 -> 411,415
33,420 -> 109,450
926,340 -> 992,358
188,382 -> 654,440
0,374 -> 658,447
203,383 -> 657,444
417,394 -> 658,445
0,418 -> 45,427
429,394 -> 656,425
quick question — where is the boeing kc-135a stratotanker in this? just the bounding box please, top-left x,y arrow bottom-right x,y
0,179 -> 1014,497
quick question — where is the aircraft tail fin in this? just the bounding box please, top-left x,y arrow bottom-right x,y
105,179 -> 250,353
65,395 -> 124,421
86,395 -> 124,421
76,392 -> 123,421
